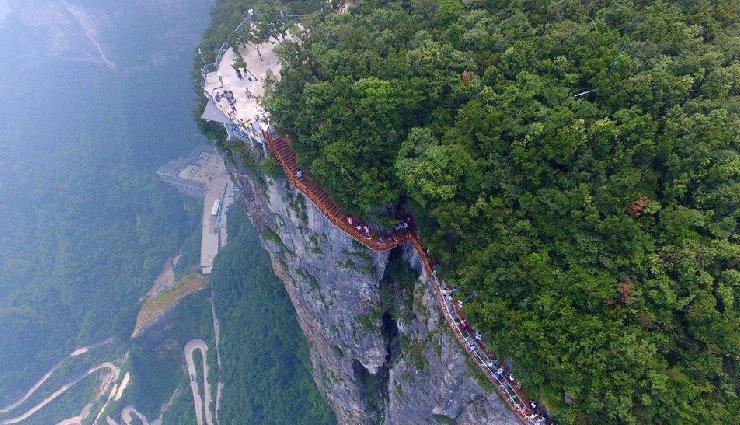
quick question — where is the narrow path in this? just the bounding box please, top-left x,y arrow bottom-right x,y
184,339 -> 214,425
0,363 -> 119,425
0,338 -> 113,415
260,133 -> 550,425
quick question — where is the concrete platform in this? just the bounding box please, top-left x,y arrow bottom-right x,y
176,152 -> 234,274
203,37 -> 282,130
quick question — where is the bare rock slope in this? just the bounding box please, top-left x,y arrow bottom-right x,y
231,161 -> 519,425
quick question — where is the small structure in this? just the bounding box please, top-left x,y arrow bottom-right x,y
156,143 -> 214,198
211,199 -> 222,217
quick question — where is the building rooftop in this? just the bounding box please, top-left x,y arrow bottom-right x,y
157,142 -> 216,178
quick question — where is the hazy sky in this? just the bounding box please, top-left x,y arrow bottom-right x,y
0,1 -> 8,24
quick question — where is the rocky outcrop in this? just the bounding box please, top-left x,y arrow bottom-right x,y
231,159 -> 519,425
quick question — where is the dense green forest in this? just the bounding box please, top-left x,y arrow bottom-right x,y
259,1 -> 739,424
0,0 -> 211,401
209,202 -> 335,424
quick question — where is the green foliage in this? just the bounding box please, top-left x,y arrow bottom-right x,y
267,1 -> 740,423
379,252 -> 417,325
433,413 -> 456,425
125,290 -> 213,419
0,0 -> 206,400
209,201 -> 335,424
400,336 -> 429,371
356,314 -> 377,332
262,227 -> 283,244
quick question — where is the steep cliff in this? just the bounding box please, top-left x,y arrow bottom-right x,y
230,157 -> 519,425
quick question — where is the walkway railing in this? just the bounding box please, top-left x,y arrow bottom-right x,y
260,132 -> 553,425
200,14 -> 550,423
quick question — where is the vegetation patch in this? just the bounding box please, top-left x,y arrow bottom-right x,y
265,1 -> 740,423
401,336 -> 429,371
356,314 -> 377,332
433,414 -> 456,425
132,274 -> 206,337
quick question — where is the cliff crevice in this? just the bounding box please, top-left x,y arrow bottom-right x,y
230,158 -> 519,425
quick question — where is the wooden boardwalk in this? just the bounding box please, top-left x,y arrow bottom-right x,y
261,132 -> 550,425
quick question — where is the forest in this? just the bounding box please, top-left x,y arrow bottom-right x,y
258,0 -> 740,424
0,0 -> 209,402
208,202 -> 335,424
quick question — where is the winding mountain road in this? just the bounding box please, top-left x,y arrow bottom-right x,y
184,339 -> 214,425
0,362 -> 119,425
0,339 -> 112,416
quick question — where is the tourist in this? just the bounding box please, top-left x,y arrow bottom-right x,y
296,169 -> 304,179
346,216 -> 354,225
236,68 -> 243,79
475,331 -> 482,341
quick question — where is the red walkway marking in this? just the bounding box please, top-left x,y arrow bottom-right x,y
261,132 -> 546,425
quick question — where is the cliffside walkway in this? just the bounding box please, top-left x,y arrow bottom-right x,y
262,133 -> 551,425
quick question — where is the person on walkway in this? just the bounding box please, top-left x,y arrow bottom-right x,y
475,331 -> 482,341
236,68 -> 243,79
296,169 -> 304,179
346,216 -> 354,225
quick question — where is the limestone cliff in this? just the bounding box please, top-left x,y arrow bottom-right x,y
229,157 -> 519,425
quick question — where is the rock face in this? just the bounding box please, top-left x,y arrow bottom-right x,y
231,160 -> 520,425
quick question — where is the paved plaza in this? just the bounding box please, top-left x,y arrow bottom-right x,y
177,152 -> 234,274
203,39 -> 282,130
